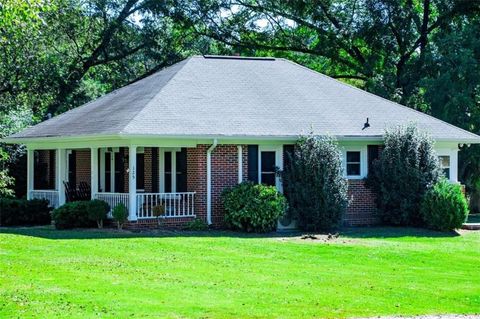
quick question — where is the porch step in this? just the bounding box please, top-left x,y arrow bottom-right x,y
462,223 -> 480,230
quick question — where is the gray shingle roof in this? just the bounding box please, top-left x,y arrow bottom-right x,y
8,55 -> 480,142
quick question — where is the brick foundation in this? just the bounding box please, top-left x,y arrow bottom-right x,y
124,217 -> 197,230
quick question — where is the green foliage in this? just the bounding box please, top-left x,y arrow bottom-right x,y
87,199 -> 110,229
184,218 -> 209,231
222,182 -> 286,233
420,179 -> 469,231
281,135 -> 348,231
112,203 -> 128,230
52,201 -> 94,230
367,124 -> 442,226
0,197 -> 51,226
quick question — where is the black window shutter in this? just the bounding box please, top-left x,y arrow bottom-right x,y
68,150 -> 77,187
283,145 -> 295,169
282,145 -> 295,196
247,145 -> 259,183
151,148 -> 159,193
48,150 -> 56,189
367,145 -> 380,175
176,148 -> 188,192
136,153 -> 145,190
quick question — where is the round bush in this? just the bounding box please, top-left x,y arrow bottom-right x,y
52,201 -> 93,229
222,182 -> 286,233
420,179 -> 469,231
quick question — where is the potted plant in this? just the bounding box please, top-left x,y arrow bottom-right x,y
152,203 -> 165,227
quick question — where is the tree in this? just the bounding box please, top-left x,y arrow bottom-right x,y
185,0 -> 480,104
281,134 -> 348,231
0,0 -> 207,195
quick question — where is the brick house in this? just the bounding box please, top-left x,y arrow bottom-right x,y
4,55 -> 480,229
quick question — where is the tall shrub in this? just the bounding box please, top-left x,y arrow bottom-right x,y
367,124 -> 442,226
281,135 -> 348,231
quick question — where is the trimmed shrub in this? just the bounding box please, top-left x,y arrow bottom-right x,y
112,203 -> 128,230
281,135 -> 348,231
222,182 -> 286,233
52,201 -> 94,229
420,179 -> 469,231
184,218 -> 209,231
0,198 -> 51,226
87,199 -> 110,228
367,124 -> 442,226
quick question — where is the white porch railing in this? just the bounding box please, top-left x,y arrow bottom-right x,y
94,192 -> 130,217
136,192 -> 195,219
29,190 -> 59,208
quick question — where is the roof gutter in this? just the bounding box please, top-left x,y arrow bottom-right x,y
206,138 -> 218,225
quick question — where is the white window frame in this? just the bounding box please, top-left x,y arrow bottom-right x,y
342,146 -> 367,179
436,147 -> 458,182
258,145 -> 283,191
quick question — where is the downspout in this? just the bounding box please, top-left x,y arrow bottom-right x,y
206,138 -> 218,225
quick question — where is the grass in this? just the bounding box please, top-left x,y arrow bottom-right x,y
0,227 -> 479,319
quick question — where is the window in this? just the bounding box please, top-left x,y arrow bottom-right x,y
260,151 -> 276,186
439,155 -> 450,179
346,151 -> 361,176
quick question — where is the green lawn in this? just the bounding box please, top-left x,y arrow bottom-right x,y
0,227 -> 479,319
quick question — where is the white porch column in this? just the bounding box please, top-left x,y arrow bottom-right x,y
91,147 -> 99,199
26,149 -> 34,200
56,149 -> 67,206
128,145 -> 137,221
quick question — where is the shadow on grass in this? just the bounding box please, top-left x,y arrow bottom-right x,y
341,226 -> 460,239
0,225 -> 460,240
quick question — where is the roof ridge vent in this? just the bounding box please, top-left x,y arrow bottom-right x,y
202,55 -> 275,61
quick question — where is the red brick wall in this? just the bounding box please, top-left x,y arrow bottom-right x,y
344,179 -> 380,226
187,145 -> 208,223
211,145 -> 242,226
75,149 -> 91,187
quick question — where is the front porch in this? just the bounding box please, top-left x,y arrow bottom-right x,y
28,146 -> 200,222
